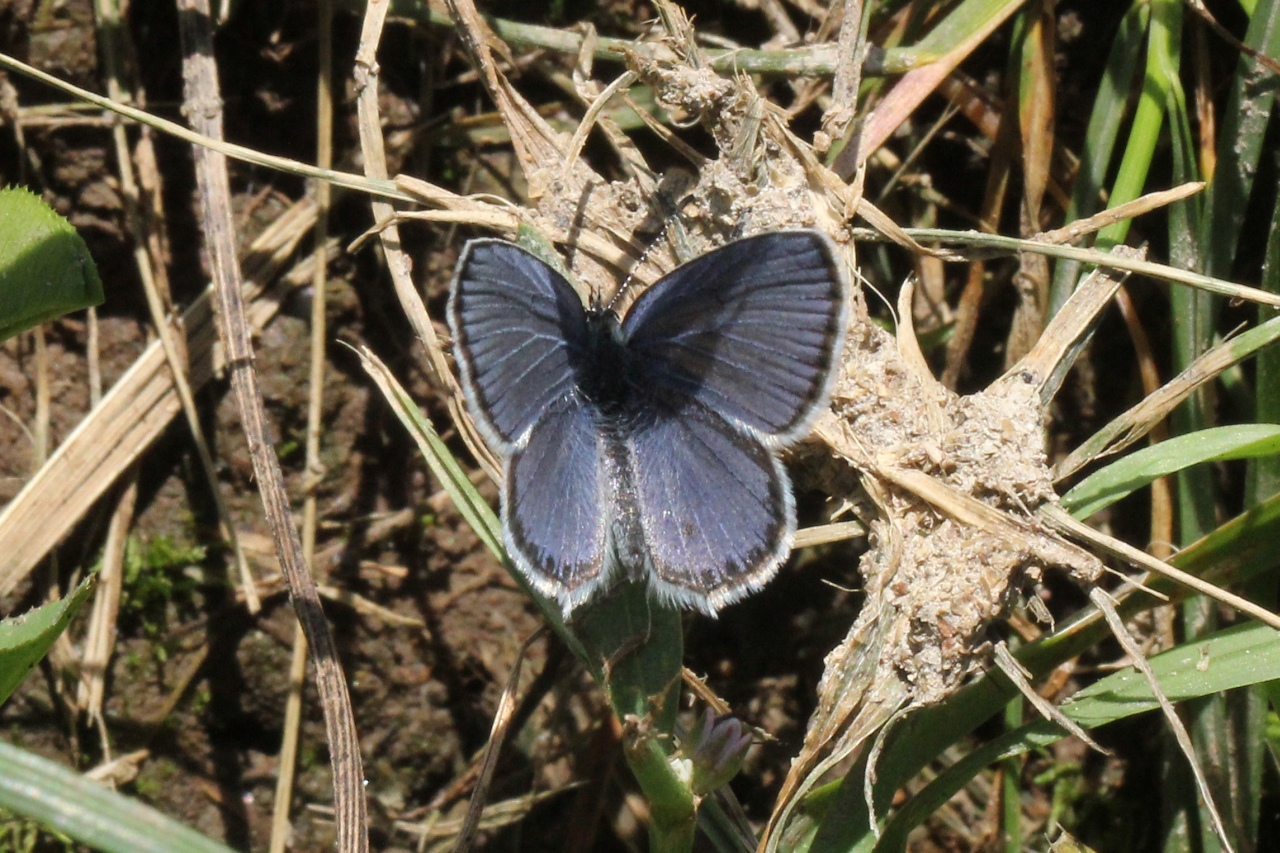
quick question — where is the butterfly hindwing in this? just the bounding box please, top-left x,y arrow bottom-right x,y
448,239 -> 590,450
620,231 -> 848,443
624,396 -> 793,614
503,400 -> 613,611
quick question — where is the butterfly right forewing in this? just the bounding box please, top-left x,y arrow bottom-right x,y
620,231 -> 848,445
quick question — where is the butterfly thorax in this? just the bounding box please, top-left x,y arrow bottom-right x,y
578,309 -> 643,418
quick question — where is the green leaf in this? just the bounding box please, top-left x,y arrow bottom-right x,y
0,574 -> 95,705
0,186 -> 104,341
1061,425 -> 1280,518
0,739 -> 237,853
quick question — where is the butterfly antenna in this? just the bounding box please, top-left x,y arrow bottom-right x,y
609,228 -> 667,313
609,188 -> 702,312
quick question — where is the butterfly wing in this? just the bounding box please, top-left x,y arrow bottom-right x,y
620,230 -> 847,444
448,239 -> 590,451
624,396 -> 792,614
503,400 -> 614,613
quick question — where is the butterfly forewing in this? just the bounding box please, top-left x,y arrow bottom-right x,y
448,240 -> 590,449
620,231 -> 848,443
624,397 -> 792,614
503,401 -> 612,610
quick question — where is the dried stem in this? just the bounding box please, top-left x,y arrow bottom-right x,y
175,0 -> 367,848
269,0 -> 335,846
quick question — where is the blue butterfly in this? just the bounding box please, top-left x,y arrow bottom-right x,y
447,230 -> 848,616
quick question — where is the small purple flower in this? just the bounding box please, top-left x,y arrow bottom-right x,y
680,710 -> 754,796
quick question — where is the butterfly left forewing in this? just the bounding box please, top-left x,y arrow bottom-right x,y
623,397 -> 792,615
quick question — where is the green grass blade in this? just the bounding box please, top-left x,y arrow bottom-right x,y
0,186 -> 104,341
354,347 -> 502,555
1095,0 -> 1180,251
1061,425 -> 1280,518
0,740 -> 237,853
1198,0 -> 1280,281
876,623 -> 1280,850
1048,0 -> 1150,314
1246,0 -> 1280,512
907,0 -> 1026,58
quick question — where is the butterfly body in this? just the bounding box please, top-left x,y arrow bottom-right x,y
574,309 -> 637,416
448,231 -> 848,617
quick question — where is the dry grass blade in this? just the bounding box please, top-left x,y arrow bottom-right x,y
176,0 -> 366,847
456,628 -> 546,852
856,0 -> 1024,165
75,481 -> 135,726
269,0 -> 336,845
1005,246 -> 1141,406
0,50 -> 413,203
93,0 -> 259,614
392,788 -> 576,850
1041,505 -> 1280,631
1054,314 -> 1280,480
1036,182 -> 1205,245
991,642 -> 1103,753
0,203 -> 319,597
1090,587 -> 1235,853
354,0 -> 498,483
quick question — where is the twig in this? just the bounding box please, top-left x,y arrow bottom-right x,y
409,5 -> 862,77
174,1 -> 367,849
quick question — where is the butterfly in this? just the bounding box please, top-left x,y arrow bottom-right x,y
447,230 -> 848,617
